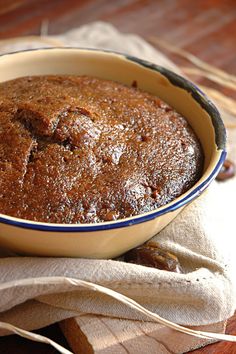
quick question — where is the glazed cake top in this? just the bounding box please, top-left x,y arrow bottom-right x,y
0,75 -> 203,223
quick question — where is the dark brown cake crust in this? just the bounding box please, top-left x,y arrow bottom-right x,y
0,75 -> 203,223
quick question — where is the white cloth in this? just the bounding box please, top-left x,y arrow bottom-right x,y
0,22 -> 235,335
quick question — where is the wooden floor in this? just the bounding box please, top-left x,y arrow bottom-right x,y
0,0 -> 236,353
0,0 -> 236,74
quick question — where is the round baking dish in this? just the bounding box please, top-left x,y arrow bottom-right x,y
0,48 -> 226,258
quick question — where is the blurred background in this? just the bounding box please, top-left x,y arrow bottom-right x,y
1,0 -> 235,102
0,0 -> 235,72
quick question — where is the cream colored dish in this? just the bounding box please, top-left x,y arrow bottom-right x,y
0,48 -> 226,258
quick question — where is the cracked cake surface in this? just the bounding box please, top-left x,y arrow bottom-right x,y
0,75 -> 203,223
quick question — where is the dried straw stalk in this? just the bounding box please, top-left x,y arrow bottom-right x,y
148,36 -> 236,85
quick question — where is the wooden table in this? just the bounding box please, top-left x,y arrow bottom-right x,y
0,0 -> 235,353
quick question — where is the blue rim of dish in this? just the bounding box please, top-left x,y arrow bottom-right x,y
0,47 -> 227,232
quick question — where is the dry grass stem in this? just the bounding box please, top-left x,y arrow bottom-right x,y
149,36 -> 236,85
182,67 -> 236,91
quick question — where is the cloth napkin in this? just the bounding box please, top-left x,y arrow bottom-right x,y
0,22 -> 235,335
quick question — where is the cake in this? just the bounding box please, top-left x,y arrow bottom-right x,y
0,75 -> 203,223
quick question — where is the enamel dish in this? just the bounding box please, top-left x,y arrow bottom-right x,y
0,48 -> 226,258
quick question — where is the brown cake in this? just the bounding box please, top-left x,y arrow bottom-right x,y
0,75 -> 203,223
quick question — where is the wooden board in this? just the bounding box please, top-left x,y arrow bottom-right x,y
1,0 -> 236,80
60,315 -> 226,354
